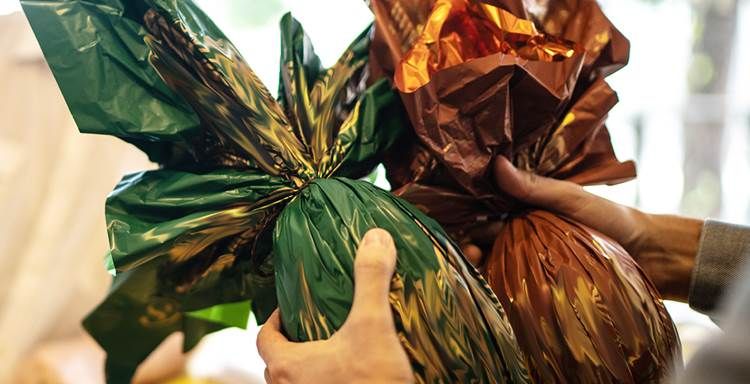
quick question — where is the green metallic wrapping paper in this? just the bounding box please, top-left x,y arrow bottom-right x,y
20,0 -> 200,166
23,0 -> 530,382
275,178 -> 528,383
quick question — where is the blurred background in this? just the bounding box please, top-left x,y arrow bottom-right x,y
0,0 -> 747,382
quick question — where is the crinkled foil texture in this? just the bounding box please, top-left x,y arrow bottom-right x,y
371,0 -> 682,382
486,211 -> 679,383
23,0 -> 532,382
275,178 -> 529,383
374,0 -> 637,228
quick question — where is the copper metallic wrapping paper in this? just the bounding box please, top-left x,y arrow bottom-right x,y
486,211 -> 679,383
23,0 -> 532,382
371,0 -> 681,382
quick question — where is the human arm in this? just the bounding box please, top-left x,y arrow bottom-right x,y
487,156 -> 750,311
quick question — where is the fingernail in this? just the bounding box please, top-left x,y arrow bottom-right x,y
362,228 -> 390,246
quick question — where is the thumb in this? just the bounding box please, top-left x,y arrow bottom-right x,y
494,155 -> 585,212
493,155 -> 538,202
493,155 -> 642,250
348,228 -> 397,326
257,310 -> 292,363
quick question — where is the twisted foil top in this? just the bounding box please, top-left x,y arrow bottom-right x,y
395,0 -> 578,92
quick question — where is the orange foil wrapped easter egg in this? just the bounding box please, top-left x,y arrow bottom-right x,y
485,211 -> 679,383
370,0 -> 683,382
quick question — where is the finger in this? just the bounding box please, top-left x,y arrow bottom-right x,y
264,367 -> 272,384
460,243 -> 484,267
493,155 -> 587,213
256,310 -> 292,363
349,228 -> 397,326
493,155 -> 536,201
463,221 -> 504,247
493,155 -> 642,250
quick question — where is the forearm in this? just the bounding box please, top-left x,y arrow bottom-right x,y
634,214 -> 702,302
570,200 -> 750,312
536,182 -> 703,301
492,157 -> 749,311
572,206 -> 703,302
576,205 -> 750,312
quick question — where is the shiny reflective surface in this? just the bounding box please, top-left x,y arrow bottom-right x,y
373,0 -> 681,382
24,0 -> 531,382
486,211 -> 680,383
394,0 -> 578,92
276,178 -> 529,383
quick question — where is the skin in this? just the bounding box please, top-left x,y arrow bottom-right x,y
489,156 -> 703,301
257,156 -> 705,382
257,228 -> 413,384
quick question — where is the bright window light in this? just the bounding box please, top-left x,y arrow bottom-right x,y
0,0 -> 20,16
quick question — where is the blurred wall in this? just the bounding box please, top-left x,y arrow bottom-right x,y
0,12 -> 151,381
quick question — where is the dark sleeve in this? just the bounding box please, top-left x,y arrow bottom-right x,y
677,257 -> 750,384
688,220 -> 750,313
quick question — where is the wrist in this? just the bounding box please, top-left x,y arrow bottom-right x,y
639,215 -> 703,302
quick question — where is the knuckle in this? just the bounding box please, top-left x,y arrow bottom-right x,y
255,328 -> 266,353
256,324 -> 276,360
348,310 -> 394,333
266,359 -> 290,381
355,254 -> 394,278
356,253 -> 390,270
